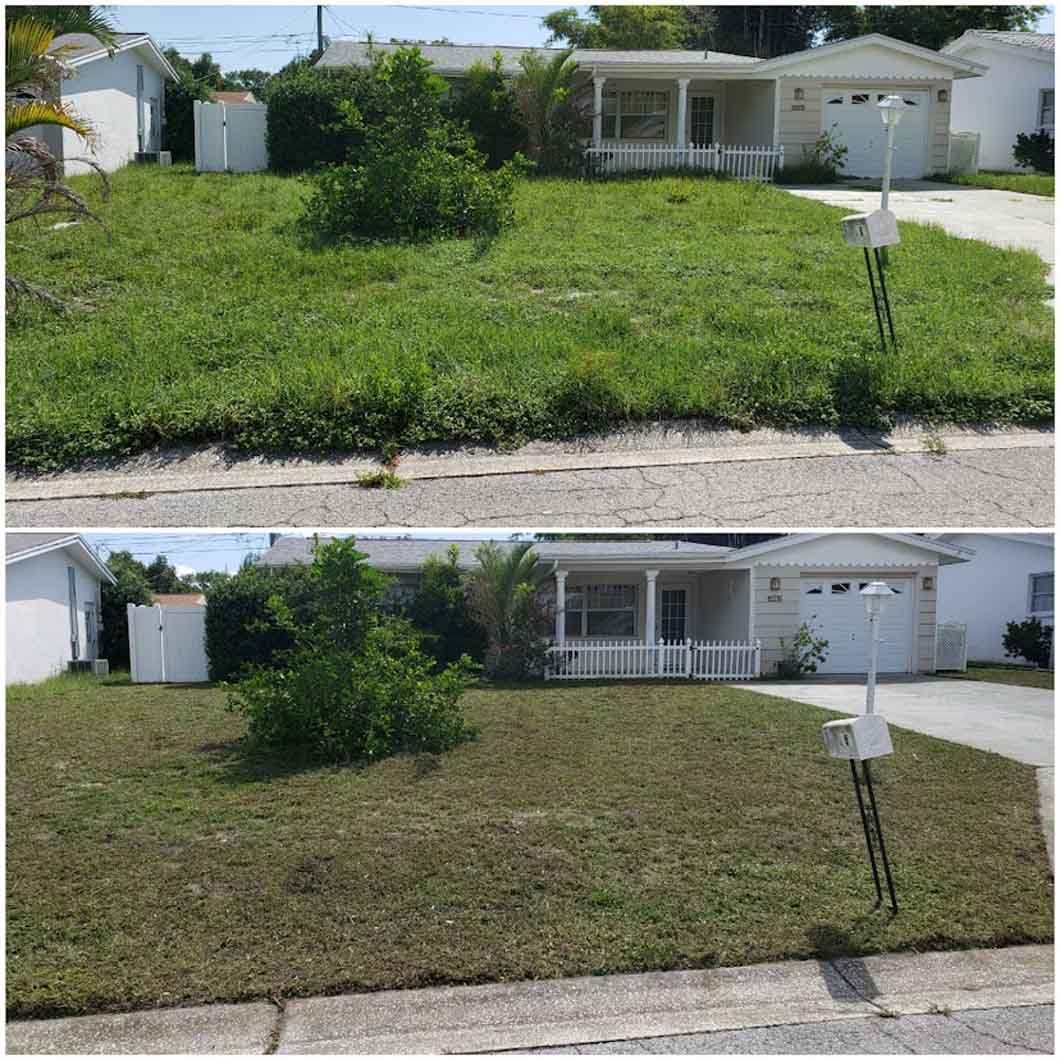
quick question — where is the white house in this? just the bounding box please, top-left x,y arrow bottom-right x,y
6,533 -> 116,685
261,532 -> 972,679
44,32 -> 178,175
942,31 -> 1054,171
318,33 -> 986,179
935,533 -> 1054,664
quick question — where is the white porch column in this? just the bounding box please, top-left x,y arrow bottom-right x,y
644,569 -> 659,645
593,76 -> 606,146
676,77 -> 690,149
554,568 -> 568,645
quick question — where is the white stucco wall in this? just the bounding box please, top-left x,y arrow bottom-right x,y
59,47 -> 166,174
936,533 -> 1054,663
724,80 -> 776,144
945,43 -> 1054,171
7,549 -> 104,684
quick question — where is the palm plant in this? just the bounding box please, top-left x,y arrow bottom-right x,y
6,7 -> 115,309
511,47 -> 587,175
467,542 -> 552,679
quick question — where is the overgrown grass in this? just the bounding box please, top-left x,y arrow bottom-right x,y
944,663 -> 1054,689
7,678 -> 1052,1019
6,165 -> 1053,472
932,170 -> 1055,197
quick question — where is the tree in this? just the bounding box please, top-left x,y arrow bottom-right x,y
820,5 -> 1044,50
512,48 -> 587,174
189,51 -> 225,90
407,546 -> 488,666
446,54 -> 527,168
467,543 -> 551,679
225,68 -> 272,98
144,554 -> 194,594
4,5 -> 116,42
544,5 -> 689,49
693,6 -> 824,57
1003,617 -> 1053,668
100,551 -> 153,670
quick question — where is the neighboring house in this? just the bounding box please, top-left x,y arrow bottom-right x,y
151,593 -> 207,606
317,34 -> 985,178
261,533 -> 971,678
934,533 -> 1054,664
209,90 -> 257,104
942,31 -> 1054,171
6,533 -> 116,685
41,32 -> 178,174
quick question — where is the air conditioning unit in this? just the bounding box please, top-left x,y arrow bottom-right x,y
68,659 -> 110,676
134,151 -> 172,166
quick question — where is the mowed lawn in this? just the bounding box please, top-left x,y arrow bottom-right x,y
7,165 -> 1053,472
944,664 -> 1054,689
933,170 -> 1055,197
7,677 -> 1052,1019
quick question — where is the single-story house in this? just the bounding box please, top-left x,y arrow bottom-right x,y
151,592 -> 207,607
261,533 -> 972,679
6,533 -> 116,685
317,33 -> 986,179
209,89 -> 257,104
942,30 -> 1054,172
934,533 -> 1053,665
40,32 -> 178,174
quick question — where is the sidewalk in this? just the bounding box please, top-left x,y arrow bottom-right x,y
7,944 -> 1052,1055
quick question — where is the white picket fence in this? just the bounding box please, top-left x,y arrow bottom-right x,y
585,142 -> 785,182
546,638 -> 761,681
935,623 -> 968,672
128,603 -> 209,683
194,100 -> 268,173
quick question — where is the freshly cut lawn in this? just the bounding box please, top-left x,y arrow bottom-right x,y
6,165 -> 1053,472
944,664 -> 1053,689
933,170 -> 1055,197
7,676 -> 1052,1019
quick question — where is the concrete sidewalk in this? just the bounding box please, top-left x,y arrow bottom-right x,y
7,944 -> 1052,1055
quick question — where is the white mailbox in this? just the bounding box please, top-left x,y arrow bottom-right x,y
821,714 -> 894,761
841,209 -> 900,249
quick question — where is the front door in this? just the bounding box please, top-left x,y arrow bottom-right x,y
659,587 -> 689,643
689,94 -> 716,146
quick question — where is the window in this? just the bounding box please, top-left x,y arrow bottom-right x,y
826,95 -> 844,105
851,93 -> 870,105
564,584 -> 637,637
1030,573 -> 1054,615
831,582 -> 851,594
602,90 -> 668,141
690,95 -> 715,145
1039,88 -> 1054,132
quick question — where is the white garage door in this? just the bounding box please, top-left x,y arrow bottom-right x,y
799,576 -> 914,674
822,89 -> 930,179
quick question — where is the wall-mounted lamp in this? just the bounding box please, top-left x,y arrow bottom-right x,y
937,88 -> 948,103
793,87 -> 804,101
769,576 -> 782,591
923,576 -> 935,590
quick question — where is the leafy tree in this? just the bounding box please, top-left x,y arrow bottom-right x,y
1013,129 -> 1054,173
100,551 -> 153,669
188,570 -> 231,596
4,5 -> 116,42
1003,617 -> 1053,668
512,47 -> 587,174
821,5 -> 1044,50
225,68 -> 272,97
144,554 -> 194,594
446,54 -> 527,168
189,51 -> 225,90
544,5 -> 689,49
692,6 -> 824,57
407,546 -> 488,666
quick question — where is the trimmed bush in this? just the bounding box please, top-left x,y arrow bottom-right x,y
1013,130 -> 1055,174
1003,617 -> 1053,668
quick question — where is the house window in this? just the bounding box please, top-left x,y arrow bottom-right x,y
825,95 -> 844,105
851,93 -> 870,105
603,90 -> 668,141
831,582 -> 851,594
1030,573 -> 1054,615
690,95 -> 715,144
565,584 -> 637,637
1038,88 -> 1054,132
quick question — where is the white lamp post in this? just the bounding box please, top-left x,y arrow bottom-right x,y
861,581 -> 895,715
876,95 -> 908,213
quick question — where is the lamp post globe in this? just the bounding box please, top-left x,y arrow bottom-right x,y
860,581 -> 895,714
876,94 -> 908,221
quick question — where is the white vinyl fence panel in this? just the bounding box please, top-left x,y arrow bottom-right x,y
935,623 -> 968,672
194,100 -> 268,173
546,639 -> 761,681
585,143 -> 784,181
128,603 -> 209,683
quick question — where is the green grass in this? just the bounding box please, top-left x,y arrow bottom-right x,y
6,166 -> 1053,472
7,677 -> 1052,1019
932,170 -> 1055,197
943,663 -> 1054,689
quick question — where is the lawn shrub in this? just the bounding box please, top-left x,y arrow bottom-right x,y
100,553 -> 154,669
1013,130 -> 1055,174
444,55 -> 527,169
1003,617 -> 1053,668
406,545 -> 488,666
775,125 -> 847,184
164,76 -> 212,161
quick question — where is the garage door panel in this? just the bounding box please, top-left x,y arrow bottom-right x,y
800,576 -> 913,674
823,89 -> 929,179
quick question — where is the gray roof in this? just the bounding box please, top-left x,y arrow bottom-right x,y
259,536 -> 733,572
6,532 -> 78,559
573,48 -> 762,65
50,32 -> 148,59
962,30 -> 1054,52
316,41 -> 563,76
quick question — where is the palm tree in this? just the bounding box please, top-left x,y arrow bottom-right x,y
467,542 -> 551,678
511,47 -> 587,174
6,7 -> 115,309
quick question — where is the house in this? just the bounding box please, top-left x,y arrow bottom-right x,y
209,90 -> 257,104
941,31 -> 1054,172
934,533 -> 1053,664
261,533 -> 972,679
42,32 -> 178,174
317,34 -> 986,179
6,533 -> 116,685
151,593 -> 207,607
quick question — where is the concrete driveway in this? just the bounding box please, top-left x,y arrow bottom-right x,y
783,181 -> 1055,286
738,676 -> 1053,767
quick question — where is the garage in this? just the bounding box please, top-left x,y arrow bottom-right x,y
822,89 -> 931,178
800,576 -> 914,673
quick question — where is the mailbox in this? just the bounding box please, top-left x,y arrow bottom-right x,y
841,209 -> 900,249
821,714 -> 893,761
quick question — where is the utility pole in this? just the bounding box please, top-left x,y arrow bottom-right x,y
317,5 -> 324,55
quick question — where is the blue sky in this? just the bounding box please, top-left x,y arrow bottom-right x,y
84,530 -> 524,575
109,5 -> 578,71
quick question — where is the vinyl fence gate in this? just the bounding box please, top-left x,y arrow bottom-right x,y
128,603 -> 210,683
194,100 -> 268,173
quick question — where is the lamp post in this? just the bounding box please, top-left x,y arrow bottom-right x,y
860,580 -> 895,715
876,95 -> 907,267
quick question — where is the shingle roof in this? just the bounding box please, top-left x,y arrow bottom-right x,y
964,30 -> 1054,52
151,593 -> 207,606
209,90 -> 257,104
49,32 -> 147,60
572,48 -> 762,65
6,532 -> 77,559
316,41 -> 564,76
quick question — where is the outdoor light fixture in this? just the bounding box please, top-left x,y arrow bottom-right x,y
819,580 -> 899,914
793,86 -> 804,100
938,88 -> 948,102
923,576 -> 935,590
770,576 -> 781,591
